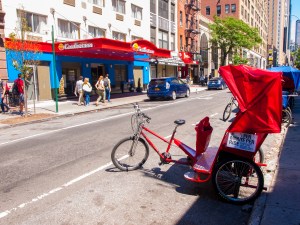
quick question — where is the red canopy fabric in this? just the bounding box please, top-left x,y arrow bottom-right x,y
219,65 -> 282,133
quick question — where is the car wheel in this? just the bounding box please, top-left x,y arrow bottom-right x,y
171,91 -> 176,100
185,89 -> 190,98
149,97 -> 155,101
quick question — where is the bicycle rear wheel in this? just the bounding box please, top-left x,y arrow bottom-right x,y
212,158 -> 264,204
282,109 -> 292,128
111,137 -> 149,171
223,103 -> 232,121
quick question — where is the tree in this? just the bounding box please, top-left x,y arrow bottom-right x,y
292,48 -> 300,69
5,9 -> 41,116
209,16 -> 262,66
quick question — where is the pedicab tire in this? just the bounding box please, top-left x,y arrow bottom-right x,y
223,103 -> 232,121
282,109 -> 292,128
212,158 -> 264,204
111,137 -> 149,171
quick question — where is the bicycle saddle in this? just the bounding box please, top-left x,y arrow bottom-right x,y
174,119 -> 185,125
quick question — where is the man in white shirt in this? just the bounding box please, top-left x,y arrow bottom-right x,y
74,76 -> 84,106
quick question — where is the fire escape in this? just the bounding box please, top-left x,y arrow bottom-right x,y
184,0 -> 200,54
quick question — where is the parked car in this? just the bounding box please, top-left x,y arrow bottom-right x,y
147,77 -> 190,100
207,77 -> 227,90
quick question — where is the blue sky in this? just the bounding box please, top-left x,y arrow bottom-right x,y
290,0 -> 300,42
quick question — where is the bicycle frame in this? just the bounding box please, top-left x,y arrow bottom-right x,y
136,123 -> 195,166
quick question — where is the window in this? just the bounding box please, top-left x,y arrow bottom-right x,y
217,5 -> 221,15
206,6 -> 210,15
150,27 -> 156,45
112,0 -> 125,14
88,26 -> 105,38
131,4 -> 142,20
171,34 -> 175,51
158,0 -> 168,19
112,31 -> 126,41
180,35 -> 183,50
225,4 -> 230,13
150,0 -> 156,13
158,30 -> 168,49
90,0 -> 104,7
58,19 -> 79,39
171,4 -> 175,22
241,6 -> 244,16
180,11 -> 183,26
17,10 -> 47,34
231,4 -> 236,13
132,35 -> 142,41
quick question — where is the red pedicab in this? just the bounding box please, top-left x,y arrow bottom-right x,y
111,65 -> 282,204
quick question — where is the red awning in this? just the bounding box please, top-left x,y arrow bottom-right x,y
5,38 -> 171,61
179,52 -> 199,65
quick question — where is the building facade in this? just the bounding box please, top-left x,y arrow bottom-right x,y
201,0 -> 268,69
267,0 -> 291,67
295,20 -> 300,49
0,0 -> 7,80
3,0 -> 168,100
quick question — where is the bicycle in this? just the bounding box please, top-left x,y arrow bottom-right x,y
223,96 -> 239,121
111,103 -> 266,204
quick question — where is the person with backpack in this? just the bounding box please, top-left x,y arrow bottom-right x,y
104,73 -> 111,103
0,78 -> 10,113
14,73 -> 24,115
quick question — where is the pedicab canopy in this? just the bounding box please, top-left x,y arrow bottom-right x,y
268,66 -> 300,92
219,65 -> 282,134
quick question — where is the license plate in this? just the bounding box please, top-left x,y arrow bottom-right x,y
155,88 -> 160,91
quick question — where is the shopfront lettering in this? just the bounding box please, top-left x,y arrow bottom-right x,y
59,43 -> 93,51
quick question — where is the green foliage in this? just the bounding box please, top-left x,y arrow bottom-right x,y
292,48 -> 300,69
209,16 -> 262,66
232,54 -> 248,65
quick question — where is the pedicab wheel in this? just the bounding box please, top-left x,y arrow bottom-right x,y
282,109 -> 292,128
111,137 -> 149,171
222,103 -> 232,121
212,158 -> 264,204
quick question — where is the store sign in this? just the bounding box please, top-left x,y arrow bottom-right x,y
132,43 -> 154,54
227,132 -> 257,152
58,42 -> 93,51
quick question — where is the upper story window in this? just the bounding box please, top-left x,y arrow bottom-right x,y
171,33 -> 175,51
158,30 -> 168,49
158,0 -> 168,19
112,31 -> 126,41
112,0 -> 125,14
171,3 -> 175,22
180,11 -> 183,26
132,35 -> 142,41
231,4 -> 236,13
89,0 -> 104,7
217,5 -> 221,15
150,27 -> 156,45
150,0 -> 156,13
225,4 -> 230,13
17,10 -> 47,34
58,19 -> 80,39
131,4 -> 142,20
88,25 -> 105,38
206,6 -> 210,15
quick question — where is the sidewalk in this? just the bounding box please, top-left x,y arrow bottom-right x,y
0,85 -> 207,128
248,97 -> 300,225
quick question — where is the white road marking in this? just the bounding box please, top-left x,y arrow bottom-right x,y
0,133 -> 173,219
0,161 -> 113,219
191,113 -> 219,126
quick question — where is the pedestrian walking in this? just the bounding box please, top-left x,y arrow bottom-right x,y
74,76 -> 84,106
186,74 -> 190,84
95,75 -> 105,106
104,73 -> 111,102
82,77 -> 92,106
13,73 -> 24,115
0,78 -> 10,113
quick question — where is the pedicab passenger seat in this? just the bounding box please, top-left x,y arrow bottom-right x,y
195,117 -> 213,157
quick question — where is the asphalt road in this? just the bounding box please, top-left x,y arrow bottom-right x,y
0,90 -> 254,225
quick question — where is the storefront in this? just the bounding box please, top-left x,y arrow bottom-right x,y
179,51 -> 199,83
5,38 -> 171,99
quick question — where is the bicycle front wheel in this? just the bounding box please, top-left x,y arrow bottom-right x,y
223,103 -> 232,121
111,137 -> 149,171
213,158 -> 264,204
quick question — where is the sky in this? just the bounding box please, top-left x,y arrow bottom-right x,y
290,0 -> 300,42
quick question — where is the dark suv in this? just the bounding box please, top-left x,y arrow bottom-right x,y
147,77 -> 190,100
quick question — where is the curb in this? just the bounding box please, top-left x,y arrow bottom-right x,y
247,127 -> 288,225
